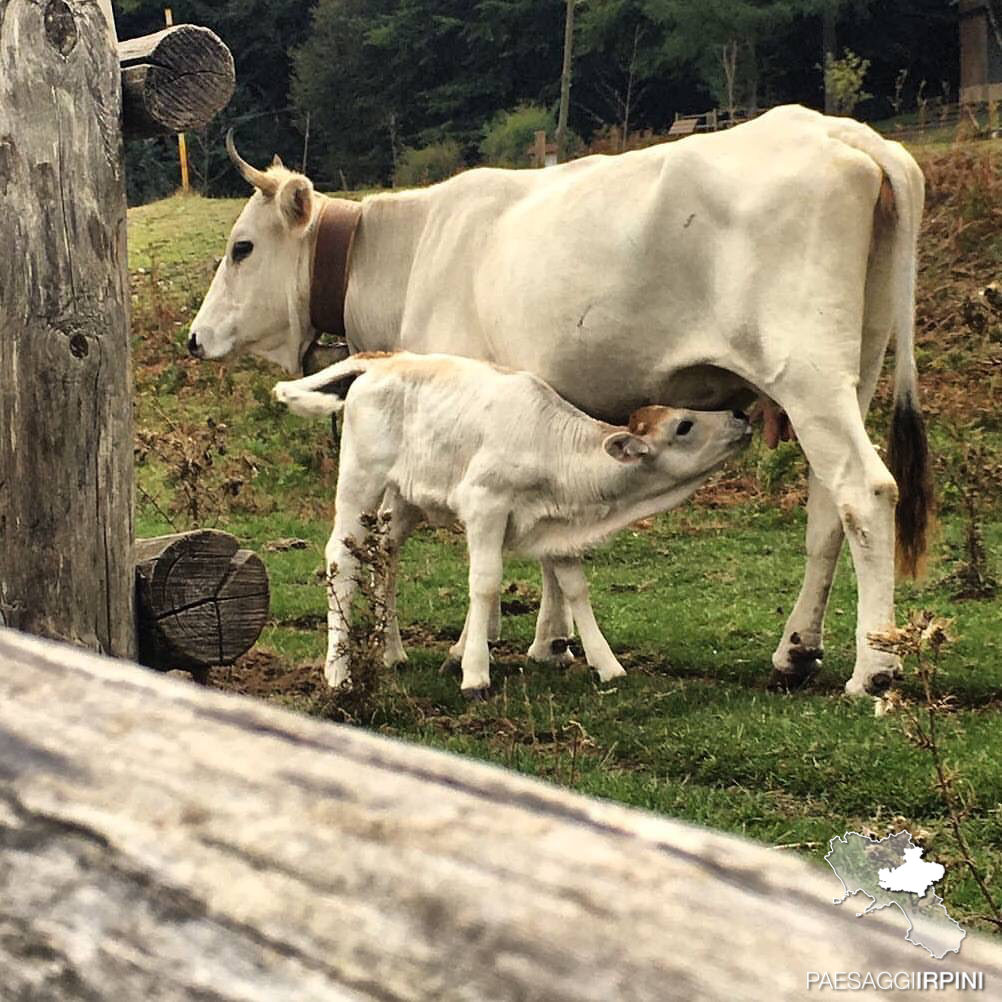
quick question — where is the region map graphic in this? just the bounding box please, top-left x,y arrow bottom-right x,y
826,831 -> 966,959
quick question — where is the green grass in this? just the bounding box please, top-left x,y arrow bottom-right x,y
129,174 -> 1002,936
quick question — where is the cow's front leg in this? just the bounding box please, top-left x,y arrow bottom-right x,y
550,558 -> 625,683
783,389 -> 901,696
458,514 -> 507,698
770,469 -> 842,690
527,558 -> 575,666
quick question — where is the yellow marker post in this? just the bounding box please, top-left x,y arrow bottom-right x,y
164,7 -> 190,193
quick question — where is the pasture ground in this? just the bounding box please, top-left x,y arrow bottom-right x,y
129,143 -> 1002,933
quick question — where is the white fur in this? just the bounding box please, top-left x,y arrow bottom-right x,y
275,354 -> 749,693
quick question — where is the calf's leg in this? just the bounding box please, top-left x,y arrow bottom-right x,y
550,558 -> 626,683
324,474 -> 386,688
527,559 -> 575,666
379,491 -> 422,668
458,515 -> 507,696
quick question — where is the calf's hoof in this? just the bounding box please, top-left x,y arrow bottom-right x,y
439,656 -> 461,676
526,637 -> 575,667
592,664 -> 627,685
461,686 -> 490,702
383,650 -> 408,670
323,664 -> 350,689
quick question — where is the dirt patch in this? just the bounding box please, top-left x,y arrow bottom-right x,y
208,649 -> 323,700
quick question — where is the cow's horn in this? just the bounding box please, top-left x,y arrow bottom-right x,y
226,130 -> 279,196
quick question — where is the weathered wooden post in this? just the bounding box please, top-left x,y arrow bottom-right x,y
4,628 -> 1002,998
0,0 -> 134,655
0,3 -> 243,664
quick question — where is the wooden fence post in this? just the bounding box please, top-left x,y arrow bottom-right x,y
0,0 -> 134,657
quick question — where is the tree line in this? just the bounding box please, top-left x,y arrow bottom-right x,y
113,0 -> 957,203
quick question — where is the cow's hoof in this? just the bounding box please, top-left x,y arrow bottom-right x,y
383,651 -> 408,670
768,647 -> 823,692
848,670 -> 898,698
461,686 -> 490,702
845,657 -> 902,698
866,672 -> 895,696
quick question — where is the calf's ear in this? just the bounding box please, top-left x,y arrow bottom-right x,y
278,175 -> 314,229
603,432 -> 651,464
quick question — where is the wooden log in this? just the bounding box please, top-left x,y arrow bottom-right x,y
118,25 -> 235,140
1,628 -> 1000,1001
0,0 -> 134,657
135,530 -> 269,671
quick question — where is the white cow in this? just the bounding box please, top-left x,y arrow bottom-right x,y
274,352 -> 751,696
190,105 -> 932,696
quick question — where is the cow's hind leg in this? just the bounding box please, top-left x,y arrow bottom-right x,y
771,319 -> 893,692
770,470 -> 841,690
527,559 -> 576,666
779,387 -> 900,696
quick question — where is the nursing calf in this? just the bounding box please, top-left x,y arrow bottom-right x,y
274,352 -> 750,697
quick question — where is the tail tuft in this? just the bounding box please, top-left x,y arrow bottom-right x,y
887,395 -> 935,578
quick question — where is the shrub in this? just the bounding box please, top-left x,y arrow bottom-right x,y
480,104 -> 555,168
393,140 -> 464,187
823,49 -> 872,116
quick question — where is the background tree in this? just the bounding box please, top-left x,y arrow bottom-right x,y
576,0 -> 668,148
113,0 -> 959,200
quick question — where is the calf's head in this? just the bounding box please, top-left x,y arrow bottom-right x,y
604,406 -> 751,483
188,134 -> 317,373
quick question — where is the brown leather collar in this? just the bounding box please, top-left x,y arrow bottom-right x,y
309,198 -> 363,337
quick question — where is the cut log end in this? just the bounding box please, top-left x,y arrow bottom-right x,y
119,25 -> 235,140
135,530 -> 269,671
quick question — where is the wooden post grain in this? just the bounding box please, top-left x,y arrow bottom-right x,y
1,628 -> 1000,1001
0,0 -> 134,657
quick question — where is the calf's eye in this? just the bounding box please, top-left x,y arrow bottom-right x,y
676,419 -> 694,436
232,240 -> 254,263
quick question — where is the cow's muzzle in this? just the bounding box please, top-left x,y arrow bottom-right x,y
187,332 -> 205,359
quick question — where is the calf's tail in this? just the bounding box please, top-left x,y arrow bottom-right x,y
273,356 -> 374,418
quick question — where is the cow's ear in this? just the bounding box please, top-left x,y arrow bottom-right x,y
603,431 -> 651,464
278,175 -> 314,229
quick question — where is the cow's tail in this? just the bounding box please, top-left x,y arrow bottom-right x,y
853,131 -> 934,578
273,355 -> 376,418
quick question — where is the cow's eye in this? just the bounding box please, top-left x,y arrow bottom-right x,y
232,240 -> 254,263
676,419 -> 694,437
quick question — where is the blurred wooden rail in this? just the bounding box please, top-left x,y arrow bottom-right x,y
1,628 -> 1000,1001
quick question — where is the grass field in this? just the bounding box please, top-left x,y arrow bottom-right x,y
128,144 -> 1002,934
